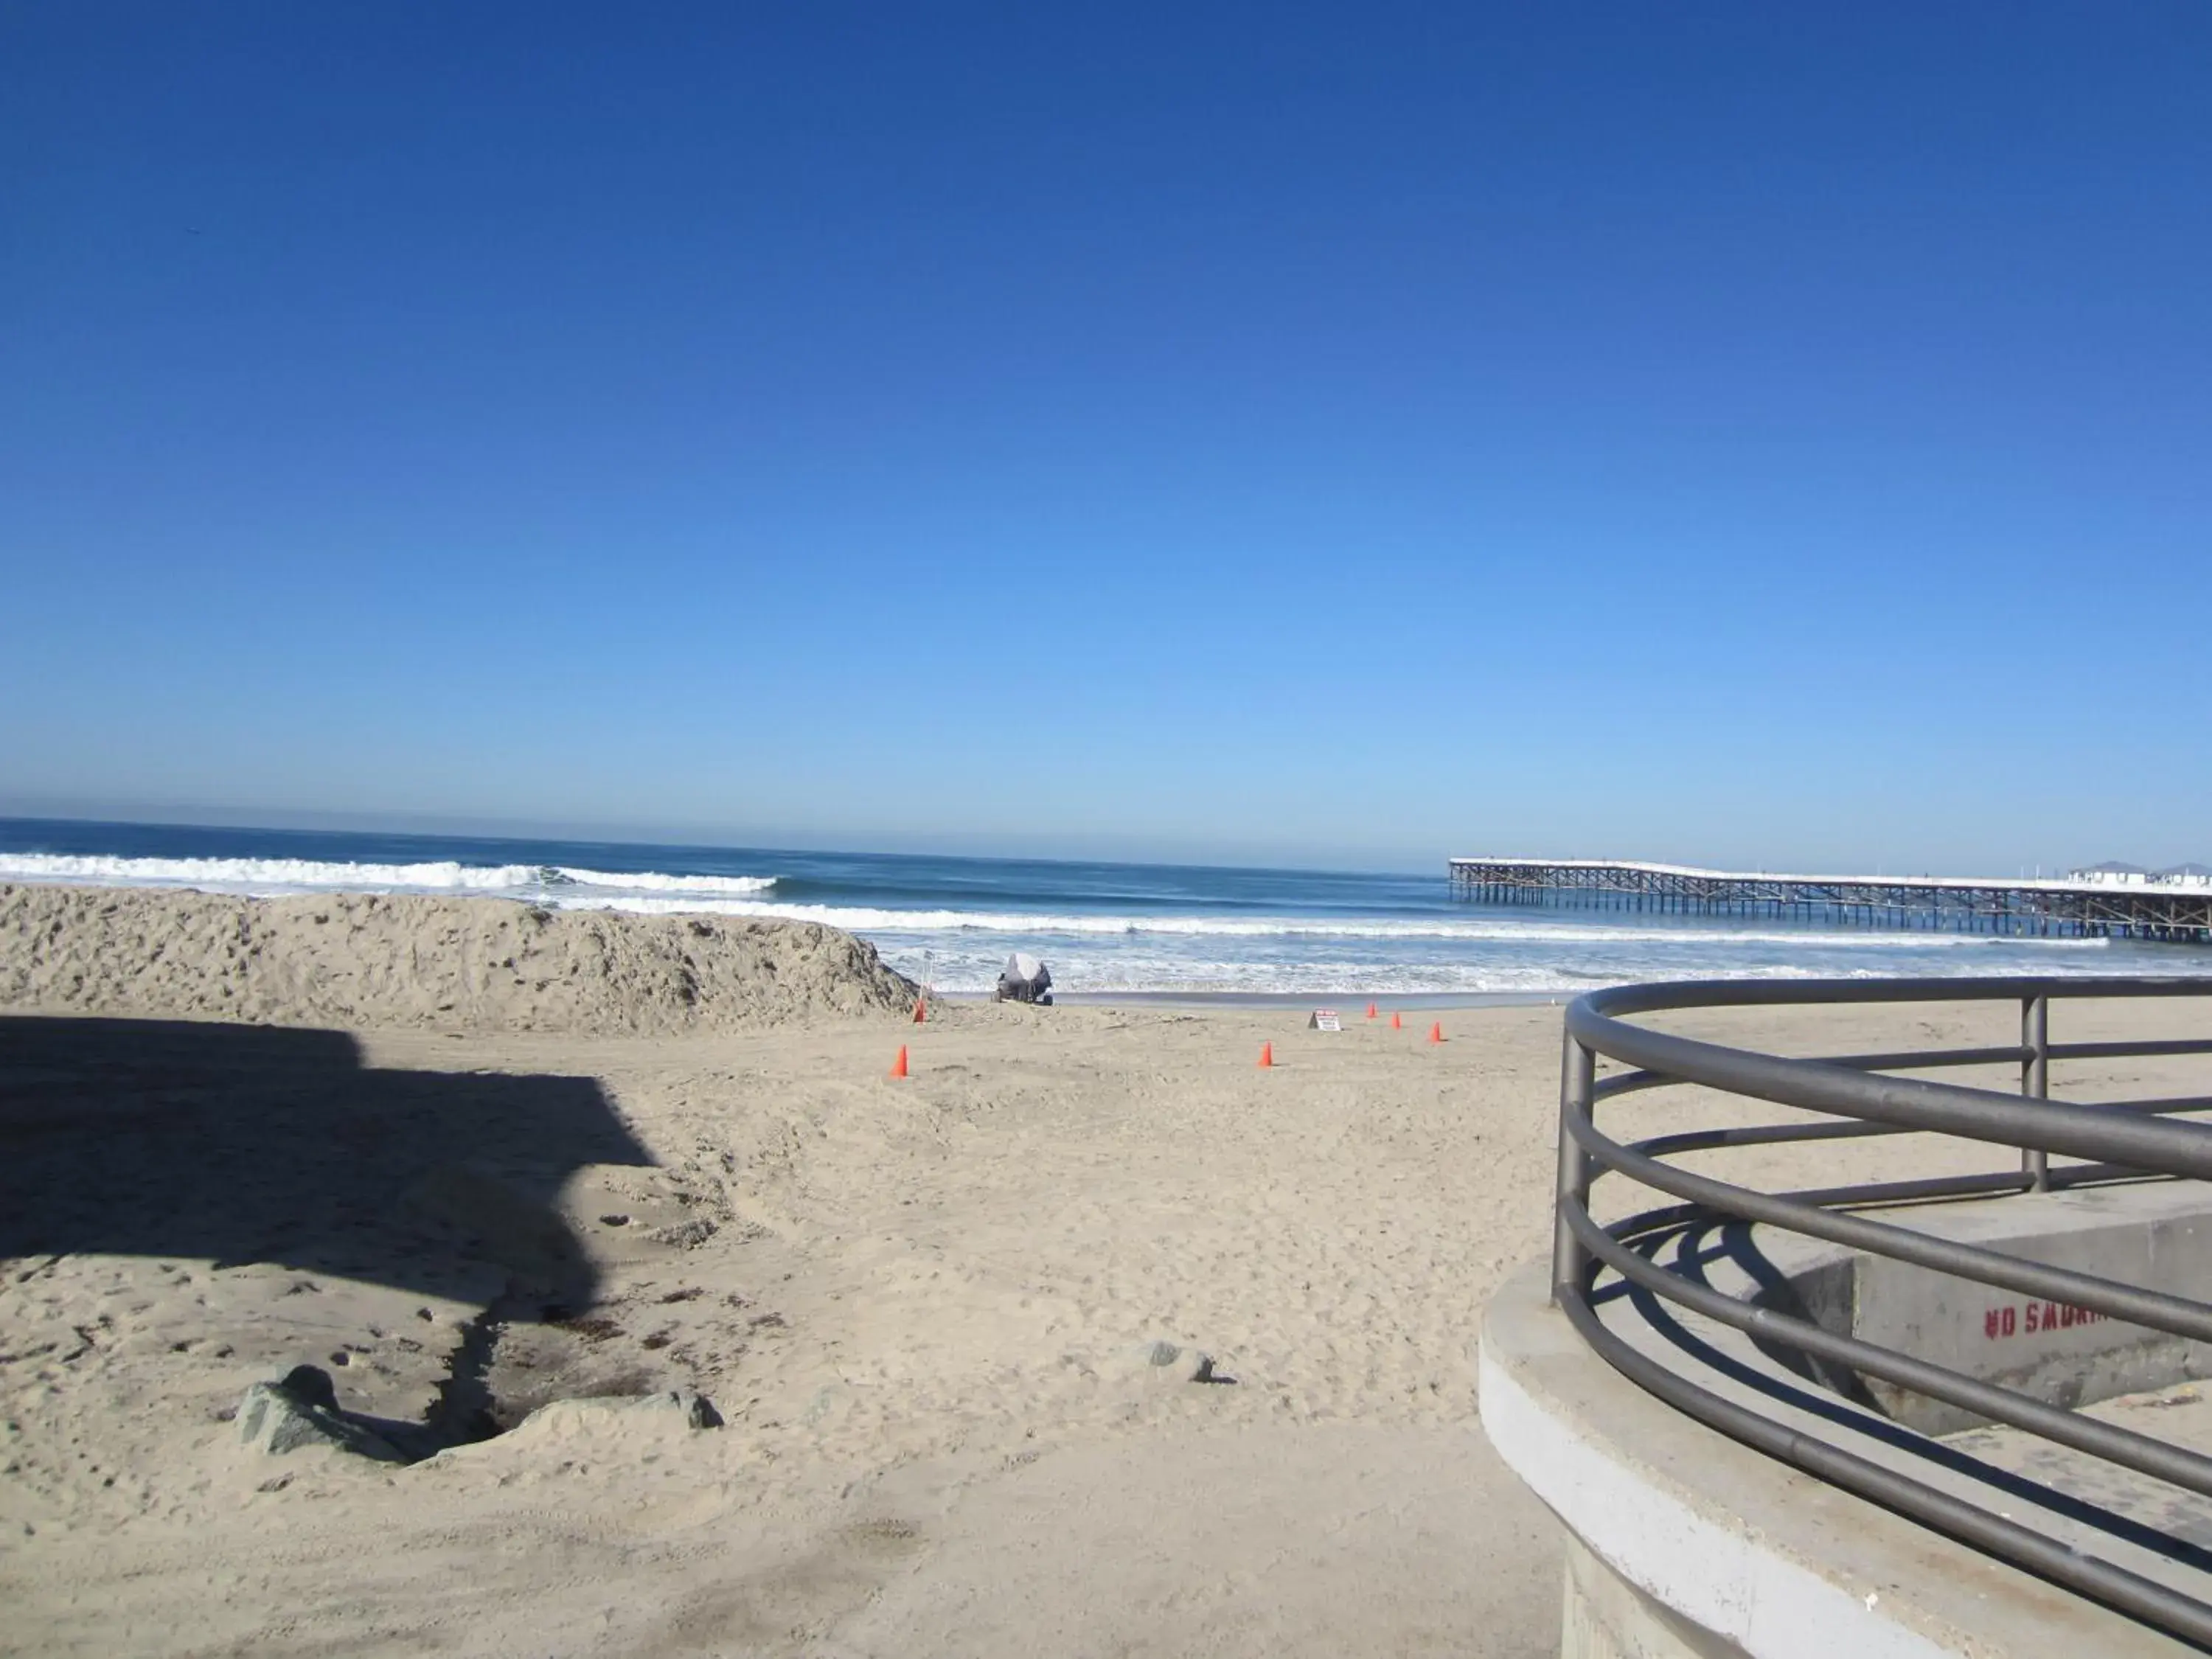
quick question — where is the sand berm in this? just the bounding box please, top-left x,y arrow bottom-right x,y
0,882 -> 918,1032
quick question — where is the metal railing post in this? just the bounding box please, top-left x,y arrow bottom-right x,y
2022,994 -> 2051,1192
1554,1026 -> 1598,1301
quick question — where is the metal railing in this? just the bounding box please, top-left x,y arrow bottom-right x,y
1552,975 -> 2212,1645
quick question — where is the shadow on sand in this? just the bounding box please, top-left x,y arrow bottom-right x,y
0,1015 -> 655,1440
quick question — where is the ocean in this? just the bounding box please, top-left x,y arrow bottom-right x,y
0,817 -> 2187,1001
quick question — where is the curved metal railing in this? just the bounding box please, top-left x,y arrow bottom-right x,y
1552,975 -> 2212,1644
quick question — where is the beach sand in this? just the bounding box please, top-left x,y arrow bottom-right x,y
2,891 -> 2206,1657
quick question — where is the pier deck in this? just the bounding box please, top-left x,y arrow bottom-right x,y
1447,856 -> 2212,942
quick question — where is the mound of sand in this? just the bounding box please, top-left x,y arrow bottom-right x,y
0,884 -> 917,1032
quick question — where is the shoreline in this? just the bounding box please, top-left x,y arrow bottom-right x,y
10,830 -> 2195,1017
974,988 -> 1572,1010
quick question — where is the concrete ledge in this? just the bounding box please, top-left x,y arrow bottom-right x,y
1742,1183 -> 2212,1436
1478,1259 -> 2193,1658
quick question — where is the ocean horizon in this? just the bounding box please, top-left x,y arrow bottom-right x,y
0,816 -> 2192,1001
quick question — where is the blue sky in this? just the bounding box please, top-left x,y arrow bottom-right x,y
4,4 -> 2207,873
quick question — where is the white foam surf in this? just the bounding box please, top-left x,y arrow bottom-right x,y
532,893 -> 2112,951
0,852 -> 777,898
868,947 -> 2112,997
0,852 -> 546,891
546,866 -> 779,895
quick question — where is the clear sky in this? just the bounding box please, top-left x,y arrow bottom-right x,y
4,4 -> 2207,874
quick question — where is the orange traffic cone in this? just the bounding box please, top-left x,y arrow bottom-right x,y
913,998 -> 928,1024
1427,1021 -> 1445,1044
1366,1001 -> 1377,1020
1389,1011 -> 1403,1031
1257,1042 -> 1274,1068
890,1045 -> 909,1078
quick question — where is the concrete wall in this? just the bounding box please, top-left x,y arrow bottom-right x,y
1746,1183 -> 2212,1436
1562,1535 -> 1750,1659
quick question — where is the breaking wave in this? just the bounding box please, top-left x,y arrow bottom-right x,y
0,852 -> 776,898
538,866 -> 780,895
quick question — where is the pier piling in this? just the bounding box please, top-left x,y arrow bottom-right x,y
1447,858 -> 2212,945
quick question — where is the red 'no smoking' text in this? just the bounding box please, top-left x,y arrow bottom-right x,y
1983,1301 -> 2109,1339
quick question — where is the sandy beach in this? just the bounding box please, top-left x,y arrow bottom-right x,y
4,888 -> 2208,1657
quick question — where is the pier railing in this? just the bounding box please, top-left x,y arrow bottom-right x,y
1552,975 -> 2212,1643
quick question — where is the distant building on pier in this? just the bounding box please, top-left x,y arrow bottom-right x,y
2069,860 -> 2212,891
2070,860 -> 2152,886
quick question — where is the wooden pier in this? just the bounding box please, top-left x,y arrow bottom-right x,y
1447,857 -> 2212,944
